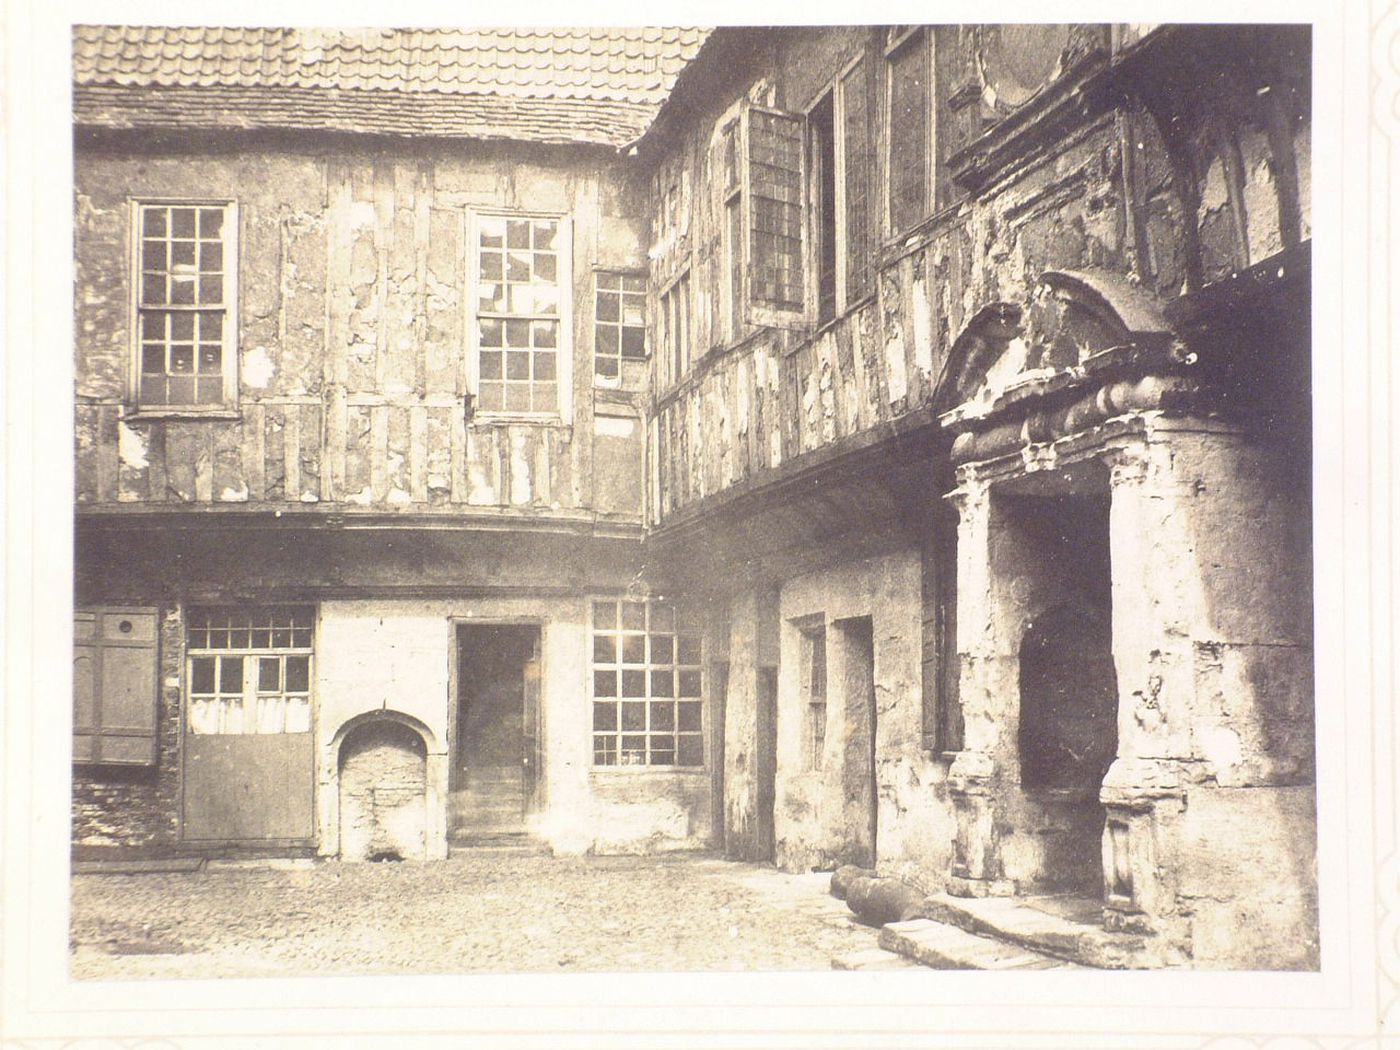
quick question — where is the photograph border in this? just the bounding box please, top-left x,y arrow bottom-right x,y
2,0 -> 1393,1045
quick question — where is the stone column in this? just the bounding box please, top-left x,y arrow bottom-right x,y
945,478 -> 1015,896
1098,418 -> 1316,966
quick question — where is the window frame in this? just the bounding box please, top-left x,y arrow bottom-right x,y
798,620 -> 828,772
807,85 -> 840,327
589,597 -> 705,771
805,52 -> 873,328
184,605 -> 316,737
883,27 -> 937,239
465,208 -> 574,423
592,267 -> 648,388
656,267 -> 693,391
127,198 -> 240,416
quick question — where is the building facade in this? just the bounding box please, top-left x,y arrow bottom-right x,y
72,24 -> 1315,969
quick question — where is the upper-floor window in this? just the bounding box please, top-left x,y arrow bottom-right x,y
886,28 -> 934,234
594,271 -> 646,384
808,57 -> 876,326
134,201 -> 237,410
471,212 -> 571,418
659,271 -> 692,389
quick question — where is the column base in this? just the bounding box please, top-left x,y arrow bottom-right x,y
945,874 -> 1018,898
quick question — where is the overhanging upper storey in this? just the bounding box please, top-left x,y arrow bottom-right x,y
636,23 -> 1310,554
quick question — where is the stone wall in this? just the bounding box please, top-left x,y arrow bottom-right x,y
338,719 -> 429,862
775,549 -> 956,888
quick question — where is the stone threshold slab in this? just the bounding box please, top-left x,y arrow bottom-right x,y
879,918 -> 1081,970
921,893 -> 1152,969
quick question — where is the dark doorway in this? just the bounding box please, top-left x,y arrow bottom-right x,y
710,660 -> 729,852
756,665 -> 778,862
1009,490 -> 1116,896
452,624 -> 542,842
834,615 -> 877,867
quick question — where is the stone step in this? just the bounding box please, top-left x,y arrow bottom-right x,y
879,919 -> 1083,970
921,893 -> 1151,969
448,832 -> 549,857
831,947 -> 929,971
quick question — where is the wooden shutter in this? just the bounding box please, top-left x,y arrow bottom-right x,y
74,607 -> 159,765
742,103 -> 808,329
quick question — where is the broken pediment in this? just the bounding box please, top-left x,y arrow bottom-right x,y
938,269 -> 1176,425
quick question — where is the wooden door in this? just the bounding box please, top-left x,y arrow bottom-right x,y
180,607 -> 316,844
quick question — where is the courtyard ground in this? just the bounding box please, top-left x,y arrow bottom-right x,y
69,851 -> 880,979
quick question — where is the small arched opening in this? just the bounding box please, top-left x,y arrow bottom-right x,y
337,716 -> 429,862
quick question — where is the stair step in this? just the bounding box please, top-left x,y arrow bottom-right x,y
448,832 -> 549,857
832,947 -> 928,971
879,919 -> 1083,970
921,894 -> 1150,969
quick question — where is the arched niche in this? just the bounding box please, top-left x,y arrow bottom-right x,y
335,711 -> 434,862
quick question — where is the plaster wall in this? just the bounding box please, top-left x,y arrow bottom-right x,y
774,549 -> 956,889
314,595 -> 711,859
74,141 -> 648,516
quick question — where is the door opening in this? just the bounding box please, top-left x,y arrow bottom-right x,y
834,615 -> 877,867
451,624 -> 542,842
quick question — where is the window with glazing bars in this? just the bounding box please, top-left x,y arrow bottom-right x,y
135,202 -> 235,408
595,272 -> 646,382
186,606 -> 313,735
591,599 -> 702,766
475,215 -> 563,414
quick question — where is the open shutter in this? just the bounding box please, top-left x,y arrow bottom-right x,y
742,103 -> 808,329
74,607 -> 159,765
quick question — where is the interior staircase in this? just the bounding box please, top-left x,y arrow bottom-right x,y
448,765 -> 546,854
834,891 -> 1154,971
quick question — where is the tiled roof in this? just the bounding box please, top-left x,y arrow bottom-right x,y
73,26 -> 710,146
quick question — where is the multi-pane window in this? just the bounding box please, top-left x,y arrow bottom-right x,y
748,108 -> 804,311
594,272 -> 646,382
186,607 -> 313,735
888,29 -> 932,233
591,599 -> 702,767
135,202 -> 235,408
475,214 -> 566,415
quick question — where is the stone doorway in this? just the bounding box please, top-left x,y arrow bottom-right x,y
1001,479 -> 1116,897
451,624 -> 542,842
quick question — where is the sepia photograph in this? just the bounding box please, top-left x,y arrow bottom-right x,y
2,2 -> 1393,1046
64,21 -> 1320,979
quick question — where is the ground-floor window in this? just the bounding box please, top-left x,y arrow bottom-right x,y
186,606 -> 314,734
591,599 -> 702,766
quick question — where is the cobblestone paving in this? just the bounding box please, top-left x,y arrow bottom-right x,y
70,852 -> 880,979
